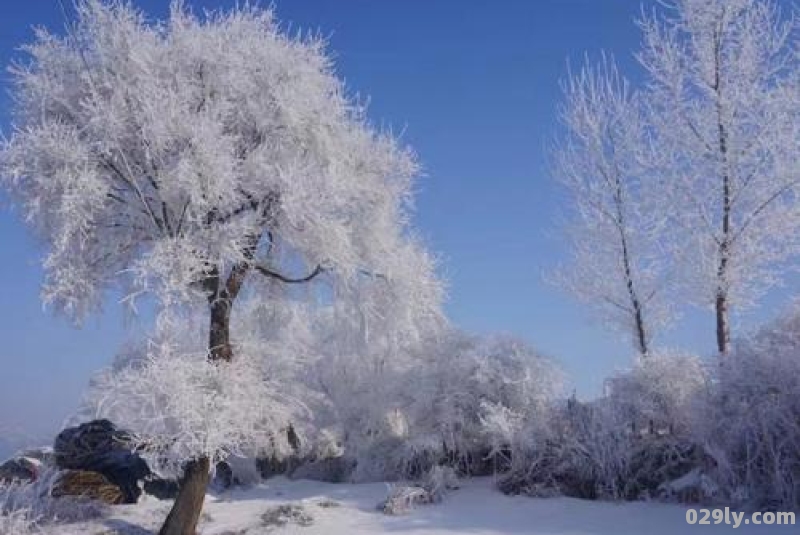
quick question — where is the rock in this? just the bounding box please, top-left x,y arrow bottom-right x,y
213,456 -> 263,489
378,486 -> 433,515
142,476 -> 179,500
256,455 -> 294,480
289,456 -> 355,483
260,504 -> 313,529
17,447 -> 54,466
0,457 -> 39,483
54,420 -> 150,503
51,470 -> 125,505
54,419 -> 134,469
213,460 -> 234,489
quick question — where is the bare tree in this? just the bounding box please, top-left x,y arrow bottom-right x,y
552,57 -> 672,357
638,0 -> 799,354
0,2 -> 441,533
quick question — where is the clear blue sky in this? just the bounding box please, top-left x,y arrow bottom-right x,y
0,0 -> 789,453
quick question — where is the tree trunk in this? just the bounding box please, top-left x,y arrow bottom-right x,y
158,457 -> 211,535
612,174 -> 649,358
158,285 -> 237,534
209,295 -> 234,362
715,290 -> 730,354
713,37 -> 732,356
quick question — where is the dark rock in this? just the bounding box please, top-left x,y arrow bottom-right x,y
54,419 -> 135,469
51,470 -> 125,505
289,456 -> 355,483
213,460 -> 234,489
142,476 -> 179,500
54,420 -> 149,503
0,457 -> 39,483
260,504 -> 313,529
256,455 -> 294,480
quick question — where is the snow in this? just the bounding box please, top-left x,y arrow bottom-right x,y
37,477 -> 793,535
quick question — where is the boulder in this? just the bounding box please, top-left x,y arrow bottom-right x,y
51,470 -> 125,505
0,457 -> 39,483
54,419 -> 135,469
54,420 -> 149,503
142,476 -> 179,500
213,456 -> 263,489
289,456 -> 355,483
213,460 -> 234,489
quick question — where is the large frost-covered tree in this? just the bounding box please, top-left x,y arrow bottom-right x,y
553,57 -> 671,357
638,0 -> 799,354
0,1 -> 442,534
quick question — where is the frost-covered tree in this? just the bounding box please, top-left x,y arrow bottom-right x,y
0,2 -> 442,533
553,57 -> 671,357
638,0 -> 799,353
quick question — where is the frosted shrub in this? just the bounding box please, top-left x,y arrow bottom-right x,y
699,311 -> 800,509
0,468 -> 107,533
378,485 -> 431,515
0,498 -> 38,535
501,351 -> 707,501
413,335 -> 560,471
399,334 -> 561,477
607,352 -> 707,436
83,332 -> 308,478
307,330 -> 559,482
377,466 -> 459,515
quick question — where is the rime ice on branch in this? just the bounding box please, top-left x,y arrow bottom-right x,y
0,1 -> 442,534
639,0 -> 800,353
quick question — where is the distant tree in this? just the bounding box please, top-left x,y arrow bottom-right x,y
0,2 -> 441,534
638,0 -> 799,354
552,57 -> 671,357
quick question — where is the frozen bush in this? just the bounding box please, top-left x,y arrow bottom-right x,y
378,485 -> 431,515
500,351 -> 707,501
402,333 -> 562,476
0,468 -> 107,533
698,311 -> 800,509
606,352 -> 707,436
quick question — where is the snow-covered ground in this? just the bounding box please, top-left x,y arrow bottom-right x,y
38,477 -> 795,534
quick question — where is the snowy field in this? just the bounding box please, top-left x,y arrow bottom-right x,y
38,477 -> 794,535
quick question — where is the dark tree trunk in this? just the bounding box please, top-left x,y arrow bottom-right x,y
158,261 -> 248,534
715,289 -> 729,354
611,172 -> 649,358
713,29 -> 732,356
156,227 -> 275,535
209,295 -> 234,362
158,457 -> 211,535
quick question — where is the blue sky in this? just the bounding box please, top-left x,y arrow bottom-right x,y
0,0 -> 788,452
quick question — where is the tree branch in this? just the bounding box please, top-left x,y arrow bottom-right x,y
253,263 -> 324,284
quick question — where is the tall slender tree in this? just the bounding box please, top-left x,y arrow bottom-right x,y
638,0 -> 799,354
0,2 -> 441,533
553,57 -> 671,357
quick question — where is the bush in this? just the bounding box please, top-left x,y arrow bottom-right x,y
499,351 -> 707,501
697,311 -> 800,510
0,468 -> 107,534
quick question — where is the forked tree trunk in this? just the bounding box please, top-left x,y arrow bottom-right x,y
158,238 -> 268,534
158,457 -> 211,535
